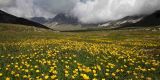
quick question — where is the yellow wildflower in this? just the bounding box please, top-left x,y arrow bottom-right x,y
6,77 -> 10,80
81,74 -> 90,80
44,75 -> 49,79
0,73 -> 2,77
51,75 -> 56,79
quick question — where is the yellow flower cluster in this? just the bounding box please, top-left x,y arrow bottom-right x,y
0,32 -> 160,80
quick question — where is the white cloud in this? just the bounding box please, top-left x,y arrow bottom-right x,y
1,0 -> 160,23
72,0 -> 160,23
0,0 -> 14,7
1,0 -> 55,18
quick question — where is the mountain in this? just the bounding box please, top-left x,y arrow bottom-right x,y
29,10 -> 160,31
43,13 -> 79,30
99,16 -> 143,29
125,10 -> 160,27
0,10 -> 50,29
30,17 -> 48,24
99,10 -> 160,29
48,13 -> 78,24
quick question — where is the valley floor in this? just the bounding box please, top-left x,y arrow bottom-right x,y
0,24 -> 160,80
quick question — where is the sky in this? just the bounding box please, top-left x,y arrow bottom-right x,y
0,0 -> 160,24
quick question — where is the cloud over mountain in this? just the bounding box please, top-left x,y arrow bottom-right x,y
0,0 -> 14,7
71,0 -> 160,23
1,0 -> 160,24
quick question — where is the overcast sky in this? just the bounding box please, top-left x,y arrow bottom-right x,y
0,0 -> 160,23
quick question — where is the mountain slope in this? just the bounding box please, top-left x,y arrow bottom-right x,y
43,13 -> 79,31
99,10 -> 160,29
30,17 -> 48,24
0,10 -> 50,29
129,10 -> 160,27
29,10 -> 160,31
48,13 -> 78,24
99,16 -> 143,28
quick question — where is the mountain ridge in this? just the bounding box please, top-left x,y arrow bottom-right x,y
0,10 -> 50,30
125,10 -> 160,27
29,10 -> 160,31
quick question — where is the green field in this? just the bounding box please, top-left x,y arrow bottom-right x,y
0,23 -> 160,80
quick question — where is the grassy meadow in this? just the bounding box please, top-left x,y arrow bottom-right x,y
0,23 -> 160,80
